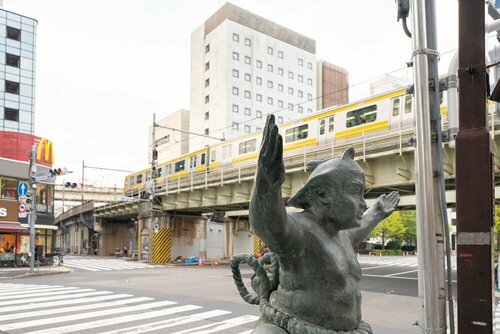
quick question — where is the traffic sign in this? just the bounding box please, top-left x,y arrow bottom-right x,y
18,196 -> 27,202
18,212 -> 27,218
17,182 -> 29,196
18,202 -> 27,213
153,223 -> 159,233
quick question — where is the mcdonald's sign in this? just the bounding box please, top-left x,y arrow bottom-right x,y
36,138 -> 54,165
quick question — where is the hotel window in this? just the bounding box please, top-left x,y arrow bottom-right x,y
205,44 -> 210,53
256,110 -> 263,118
233,52 -> 239,60
205,111 -> 209,120
205,128 -> 209,135
278,100 -> 283,108
307,78 -> 313,86
308,62 -> 313,69
245,56 -> 251,65
205,95 -> 209,103
267,47 -> 273,55
257,60 -> 262,68
5,80 -> 19,95
233,33 -> 239,42
245,38 -> 251,46
298,106 -> 304,113
6,26 -> 20,41
298,58 -> 304,66
256,127 -> 262,131
205,78 -> 210,87
288,71 -> 294,79
267,80 -> 273,89
267,97 -> 273,105
4,107 -> 18,122
257,94 -> 262,102
308,108 -> 313,113
267,64 -> 273,72
245,107 -> 251,116
278,50 -> 283,59
245,73 -> 251,81
232,122 -> 239,130
232,87 -> 239,95
245,90 -> 251,99
278,68 -> 284,76
298,75 -> 303,83
6,54 -> 20,68
256,77 -> 262,85
278,84 -> 283,92
288,103 -> 294,111
244,125 -> 251,133
278,116 -> 283,124
298,90 -> 303,98
288,87 -> 294,95
205,62 -> 210,71
308,93 -> 313,100
232,104 -> 239,113
233,69 -> 239,78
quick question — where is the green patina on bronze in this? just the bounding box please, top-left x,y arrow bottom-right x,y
232,115 -> 399,334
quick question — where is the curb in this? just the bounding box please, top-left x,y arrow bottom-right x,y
0,267 -> 72,279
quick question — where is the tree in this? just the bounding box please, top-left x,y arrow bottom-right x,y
370,211 -> 406,249
400,210 -> 417,246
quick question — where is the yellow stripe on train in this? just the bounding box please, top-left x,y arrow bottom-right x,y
283,138 -> 317,152
335,120 -> 389,139
232,152 -> 258,164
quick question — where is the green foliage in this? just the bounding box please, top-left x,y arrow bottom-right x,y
370,211 -> 406,249
369,249 -> 404,256
400,210 -> 417,246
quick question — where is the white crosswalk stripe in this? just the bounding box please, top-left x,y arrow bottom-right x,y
356,255 -> 457,270
0,283 -> 258,334
63,256 -> 164,272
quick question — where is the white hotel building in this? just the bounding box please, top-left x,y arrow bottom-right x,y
190,3 -> 317,151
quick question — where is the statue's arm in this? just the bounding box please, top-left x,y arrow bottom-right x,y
250,115 -> 289,249
348,191 -> 399,246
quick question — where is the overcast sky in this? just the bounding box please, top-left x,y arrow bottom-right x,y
2,0 -> 469,187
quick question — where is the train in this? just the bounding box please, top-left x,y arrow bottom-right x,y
124,86 -> 452,197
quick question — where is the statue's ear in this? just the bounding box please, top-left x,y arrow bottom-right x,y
341,147 -> 355,160
306,159 -> 327,171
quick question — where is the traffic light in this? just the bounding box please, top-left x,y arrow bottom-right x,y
50,168 -> 67,177
64,182 -> 78,188
152,149 -> 158,161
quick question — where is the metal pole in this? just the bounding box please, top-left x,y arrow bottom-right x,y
62,181 -> 65,214
29,145 -> 36,273
149,113 -> 157,264
411,0 -> 446,332
81,160 -> 84,204
456,1 -> 494,332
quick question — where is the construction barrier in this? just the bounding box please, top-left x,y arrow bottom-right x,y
253,235 -> 261,257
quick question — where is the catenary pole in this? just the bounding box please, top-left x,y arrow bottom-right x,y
411,0 -> 446,332
456,1 -> 493,332
29,145 -> 37,273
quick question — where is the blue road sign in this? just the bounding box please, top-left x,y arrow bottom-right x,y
17,182 -> 29,196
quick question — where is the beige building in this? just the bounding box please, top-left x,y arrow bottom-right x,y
149,109 -> 190,164
316,60 -> 349,110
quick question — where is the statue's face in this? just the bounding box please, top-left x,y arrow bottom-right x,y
312,162 -> 367,232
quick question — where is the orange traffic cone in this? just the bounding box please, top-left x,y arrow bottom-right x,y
214,258 -> 220,266
198,256 -> 205,266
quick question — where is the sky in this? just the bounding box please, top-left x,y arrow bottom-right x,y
2,0 -> 467,187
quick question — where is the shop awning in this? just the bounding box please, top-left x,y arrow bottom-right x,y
20,224 -> 58,231
0,222 -> 29,233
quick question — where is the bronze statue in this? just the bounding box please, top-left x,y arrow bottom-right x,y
232,115 -> 399,334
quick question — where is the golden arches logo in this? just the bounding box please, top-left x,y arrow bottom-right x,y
36,138 -> 54,165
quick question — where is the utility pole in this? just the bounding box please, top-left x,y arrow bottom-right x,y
28,145 -> 37,273
81,160 -> 84,204
149,113 -> 157,264
456,0 -> 494,332
411,0 -> 446,332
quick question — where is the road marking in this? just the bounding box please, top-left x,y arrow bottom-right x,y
0,290 -> 113,307
0,288 -> 97,306
171,315 -> 260,334
23,304 -> 202,334
99,310 -> 232,334
238,331 -> 253,334
0,284 -> 58,291
0,286 -> 79,297
384,269 -> 419,277
0,297 -> 154,322
0,300 -> 178,331
363,273 -> 458,283
361,264 -> 400,270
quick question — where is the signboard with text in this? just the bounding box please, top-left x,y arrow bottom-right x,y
0,200 -> 19,222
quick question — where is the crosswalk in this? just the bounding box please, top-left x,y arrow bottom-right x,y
63,256 -> 164,272
0,283 -> 258,334
356,255 -> 457,270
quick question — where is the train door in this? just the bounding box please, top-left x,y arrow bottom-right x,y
222,144 -> 232,168
318,116 -> 335,146
401,95 -> 413,126
390,96 -> 403,129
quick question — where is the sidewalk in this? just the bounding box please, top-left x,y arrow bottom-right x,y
0,266 -> 71,279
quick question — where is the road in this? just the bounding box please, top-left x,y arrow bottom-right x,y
0,255 -> 464,334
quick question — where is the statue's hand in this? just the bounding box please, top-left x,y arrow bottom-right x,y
257,115 -> 285,189
376,191 -> 400,215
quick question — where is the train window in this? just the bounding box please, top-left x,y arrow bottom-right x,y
201,153 -> 206,165
346,105 -> 377,128
392,98 -> 400,116
404,95 -> 412,114
157,167 -> 162,177
211,150 -> 217,162
165,164 -> 172,175
137,174 -> 143,184
223,145 -> 232,159
190,156 -> 197,168
319,119 -> 326,135
285,124 -> 309,143
175,160 -> 185,172
239,139 -> 257,154
440,92 -> 443,105
328,116 -> 335,132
